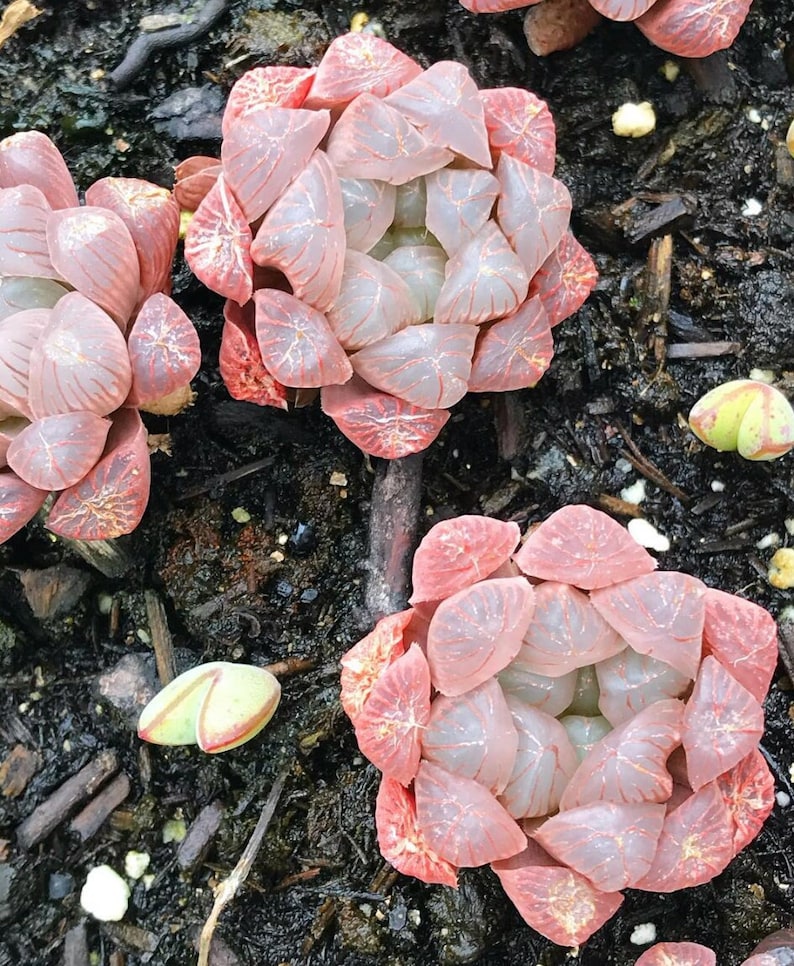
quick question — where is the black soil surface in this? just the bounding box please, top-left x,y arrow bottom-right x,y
1,1 -> 794,964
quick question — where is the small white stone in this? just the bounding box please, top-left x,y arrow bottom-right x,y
124,851 -> 151,880
628,518 -> 670,552
162,817 -> 187,844
748,368 -> 775,384
612,101 -> 656,138
710,480 -> 726,492
407,909 -> 421,926
80,865 -> 130,922
756,532 -> 781,551
747,107 -> 762,123
620,479 -> 646,505
630,922 -> 657,946
615,458 -> 633,475
776,791 -> 791,808
784,518 -> 794,536
742,198 -> 763,217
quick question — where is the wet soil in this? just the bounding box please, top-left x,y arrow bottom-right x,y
1,1 -> 794,964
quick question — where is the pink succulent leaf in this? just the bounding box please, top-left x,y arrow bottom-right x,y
532,800 -> 665,891
410,514 -> 521,604
529,230 -> 598,327
560,714 -> 613,762
222,66 -> 317,136
125,293 -> 201,407
559,699 -> 684,810
496,154 -> 571,280
635,0 -> 752,57
353,642 -> 431,786
219,299 -> 287,409
384,62 -> 491,168
415,760 -> 526,866
0,307 -> 51,417
221,107 -> 330,223
173,156 -> 222,211
325,94 -> 453,186
426,576 -> 535,696
321,375 -> 449,458
634,942 -> 717,966
596,647 -> 691,726
424,168 -> 500,256
184,174 -> 253,305
523,0 -> 603,56
326,250 -> 421,351
498,664 -> 578,717
633,781 -> 735,891
304,33 -> 422,110
460,0 -> 543,10
702,587 -> 779,704
46,408 -> 151,540
0,131 -> 79,210
0,185 -> 59,279
590,572 -> 706,680
500,696 -> 579,818
589,0 -> 658,19
515,581 -> 625,679
479,87 -> 556,175
682,655 -> 765,790
27,292 -> 132,419
422,678 -> 519,795
0,277 -> 68,323
7,411 -> 110,491
84,178 -> 180,303
350,323 -> 476,409
250,151 -> 345,312
492,840 -> 624,947
340,177 -> 397,253
0,468 -> 49,543
382,246 -> 446,322
434,220 -> 529,326
0,417 -> 27,467
716,748 -> 774,853
512,504 -> 657,589
46,206 -> 140,328
340,608 -> 412,722
375,775 -> 459,887
253,288 -> 352,389
468,297 -> 554,394
749,929 -> 794,959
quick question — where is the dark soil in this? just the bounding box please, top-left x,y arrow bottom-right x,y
1,1 -> 794,964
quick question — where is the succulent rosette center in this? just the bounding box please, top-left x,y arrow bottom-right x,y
181,32 -> 597,459
340,505 -> 778,946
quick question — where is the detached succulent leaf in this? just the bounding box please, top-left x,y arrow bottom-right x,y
689,379 -> 794,461
138,661 -> 281,753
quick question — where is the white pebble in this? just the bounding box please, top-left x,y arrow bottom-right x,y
630,922 -> 657,945
80,865 -> 130,922
612,101 -> 656,138
776,791 -> 791,808
124,851 -> 151,880
628,518 -> 670,552
756,532 -> 781,551
747,107 -> 762,123
785,518 -> 794,536
620,479 -> 646,505
710,480 -> 726,492
742,198 -> 763,217
748,368 -> 775,384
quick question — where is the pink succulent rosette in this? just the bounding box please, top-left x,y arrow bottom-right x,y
0,131 -> 201,543
180,32 -> 596,459
340,505 -> 778,946
459,0 -> 753,59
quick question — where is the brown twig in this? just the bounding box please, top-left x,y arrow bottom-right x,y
364,454 -> 424,622
177,456 -> 275,502
613,421 -> 690,504
145,590 -> 176,685
197,767 -> 288,966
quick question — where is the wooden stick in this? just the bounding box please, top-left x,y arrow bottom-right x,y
145,590 -> 176,685
197,767 -> 288,966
